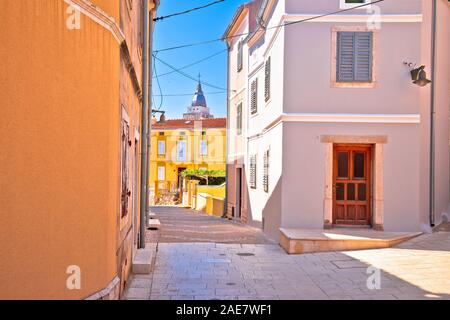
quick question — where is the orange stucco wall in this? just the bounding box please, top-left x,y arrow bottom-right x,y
92,0 -> 120,22
0,0 -> 121,299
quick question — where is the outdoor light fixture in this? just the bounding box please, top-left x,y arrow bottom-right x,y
404,63 -> 432,87
411,66 -> 432,87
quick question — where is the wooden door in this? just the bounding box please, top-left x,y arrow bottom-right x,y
333,145 -> 372,226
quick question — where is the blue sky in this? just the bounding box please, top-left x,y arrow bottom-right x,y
153,0 -> 247,119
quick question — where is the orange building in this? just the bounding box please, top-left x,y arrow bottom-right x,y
0,0 -> 158,299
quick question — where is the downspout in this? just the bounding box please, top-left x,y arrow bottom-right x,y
139,0 -> 150,248
147,5 -> 156,228
429,0 -> 437,227
222,42 -> 231,219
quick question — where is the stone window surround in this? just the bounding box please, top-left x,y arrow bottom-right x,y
321,135 -> 386,230
339,0 -> 372,10
331,26 -> 379,88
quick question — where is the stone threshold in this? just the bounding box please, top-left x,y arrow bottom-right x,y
279,228 -> 422,254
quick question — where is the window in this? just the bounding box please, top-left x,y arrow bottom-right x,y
336,31 -> 373,82
249,155 -> 257,189
236,103 -> 242,135
263,149 -> 270,193
339,0 -> 370,9
177,140 -> 187,162
264,57 -> 271,102
157,140 -> 165,156
250,78 -> 258,115
157,166 -> 165,181
200,140 -> 208,156
237,41 -> 243,72
120,118 -> 131,218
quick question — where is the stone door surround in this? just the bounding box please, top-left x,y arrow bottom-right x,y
322,135 -> 387,230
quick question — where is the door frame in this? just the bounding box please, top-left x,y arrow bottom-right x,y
332,144 -> 373,227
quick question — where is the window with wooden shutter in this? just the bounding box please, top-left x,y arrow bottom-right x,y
337,32 -> 373,82
121,119 -> 131,218
236,103 -> 242,135
250,79 -> 258,115
263,149 -> 269,193
250,155 -> 257,189
237,41 -> 243,72
264,57 -> 271,102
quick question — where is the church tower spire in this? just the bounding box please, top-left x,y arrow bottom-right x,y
183,76 -> 214,120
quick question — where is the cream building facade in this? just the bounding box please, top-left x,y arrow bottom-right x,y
225,0 -> 450,241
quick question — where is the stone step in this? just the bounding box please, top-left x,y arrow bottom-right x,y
279,228 -> 422,254
132,248 -> 154,274
147,219 -> 161,229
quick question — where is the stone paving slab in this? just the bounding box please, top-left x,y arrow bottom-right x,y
146,206 -> 273,244
124,206 -> 450,300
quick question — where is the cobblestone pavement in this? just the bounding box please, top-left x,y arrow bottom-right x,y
125,207 -> 450,300
145,206 -> 272,244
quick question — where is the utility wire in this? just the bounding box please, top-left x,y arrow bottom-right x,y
153,54 -> 164,111
154,0 -> 226,22
154,0 -> 383,53
154,49 -> 227,78
154,91 -> 227,97
153,54 -> 228,92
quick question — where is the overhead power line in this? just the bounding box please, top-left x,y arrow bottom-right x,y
154,49 -> 227,78
154,0 -> 226,22
153,0 -> 384,53
154,91 -> 227,97
153,54 -> 228,92
153,54 -> 164,111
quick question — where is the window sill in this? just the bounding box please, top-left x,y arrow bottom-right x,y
331,81 -> 377,89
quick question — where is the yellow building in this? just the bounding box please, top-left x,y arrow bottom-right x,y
0,0 -> 158,299
150,83 -> 226,204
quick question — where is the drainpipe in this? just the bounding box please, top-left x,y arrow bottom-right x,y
429,0 -> 437,227
147,6 -> 156,226
222,43 -> 231,219
139,0 -> 150,248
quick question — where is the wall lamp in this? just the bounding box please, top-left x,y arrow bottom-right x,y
404,62 -> 432,87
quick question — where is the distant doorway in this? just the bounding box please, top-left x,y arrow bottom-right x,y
235,168 -> 243,220
333,145 -> 372,226
177,167 -> 186,192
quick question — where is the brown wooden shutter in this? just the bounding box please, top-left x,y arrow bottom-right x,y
121,120 -> 131,218
263,149 -> 269,193
250,79 -> 258,115
250,155 -> 257,189
264,57 -> 271,102
236,103 -> 242,135
237,41 -> 243,72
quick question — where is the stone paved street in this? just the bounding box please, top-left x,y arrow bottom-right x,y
125,206 -> 450,300
146,206 -> 272,244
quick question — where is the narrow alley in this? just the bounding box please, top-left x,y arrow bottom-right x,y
124,206 -> 450,300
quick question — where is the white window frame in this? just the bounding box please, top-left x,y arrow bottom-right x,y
177,140 -> 187,162
200,140 -> 208,157
157,140 -> 165,156
339,0 -> 371,10
157,165 -> 165,181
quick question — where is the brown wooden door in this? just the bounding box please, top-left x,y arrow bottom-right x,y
333,145 -> 372,226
